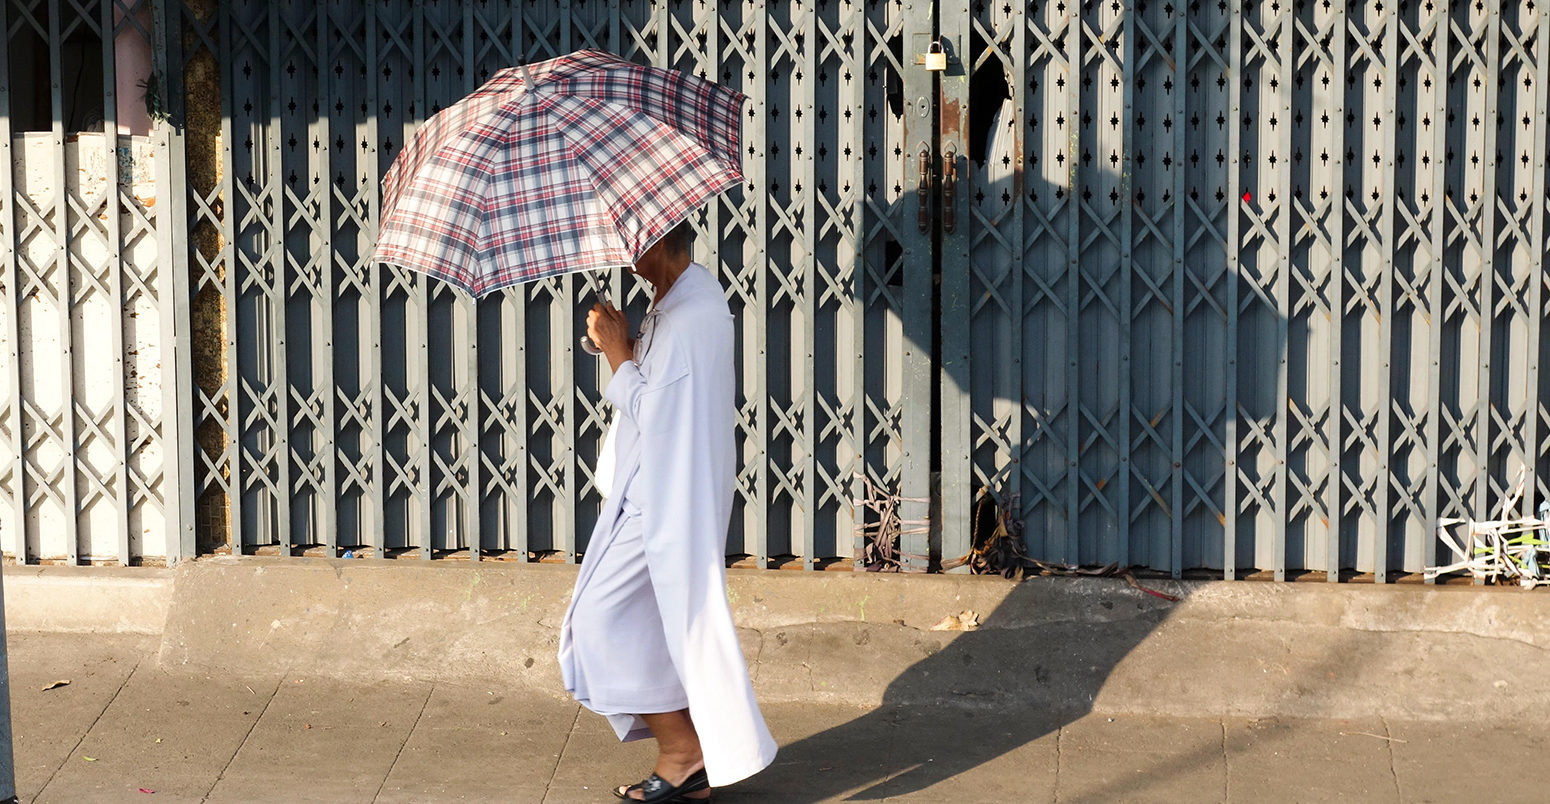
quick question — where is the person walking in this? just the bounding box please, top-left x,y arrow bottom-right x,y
558,219 -> 778,802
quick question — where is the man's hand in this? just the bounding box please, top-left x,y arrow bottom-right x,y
586,302 -> 633,372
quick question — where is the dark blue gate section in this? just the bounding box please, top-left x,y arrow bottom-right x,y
132,0 -> 1550,581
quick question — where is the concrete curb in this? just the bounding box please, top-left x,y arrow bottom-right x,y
152,557 -> 1550,721
13,557 -> 1550,721
2,564 -> 173,634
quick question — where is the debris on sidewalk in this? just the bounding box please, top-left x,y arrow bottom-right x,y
1425,468 -> 1549,588
943,490 -> 1180,602
1338,730 -> 1406,743
929,610 -> 981,631
41,679 -> 71,691
1120,569 -> 1182,602
942,490 -> 1031,579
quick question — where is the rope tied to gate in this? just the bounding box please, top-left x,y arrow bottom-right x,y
852,472 -> 929,572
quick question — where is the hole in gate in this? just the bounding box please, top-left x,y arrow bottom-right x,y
886,31 -> 905,119
966,27 -> 1012,168
6,12 -> 107,131
5,1 -> 156,133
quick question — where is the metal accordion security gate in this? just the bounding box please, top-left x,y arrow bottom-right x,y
7,0 -> 1540,578
1,0 -> 194,566
159,0 -> 935,569
952,0 -> 1550,581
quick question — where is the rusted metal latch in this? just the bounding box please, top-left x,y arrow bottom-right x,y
917,143 -> 932,233
941,144 -> 958,234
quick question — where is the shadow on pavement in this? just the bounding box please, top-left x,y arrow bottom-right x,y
730,577 -> 1192,802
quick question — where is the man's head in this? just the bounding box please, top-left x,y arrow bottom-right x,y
633,218 -> 694,283
658,218 -> 694,258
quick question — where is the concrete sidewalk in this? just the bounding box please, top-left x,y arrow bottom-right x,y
7,632 -> 1543,803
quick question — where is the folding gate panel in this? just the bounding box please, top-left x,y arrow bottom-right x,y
163,0 -> 936,568
1,0 -> 192,566
954,0 -> 1550,579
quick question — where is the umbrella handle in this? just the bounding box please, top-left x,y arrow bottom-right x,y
581,291 -> 611,356
581,291 -> 624,356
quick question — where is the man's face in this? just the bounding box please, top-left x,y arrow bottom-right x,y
634,234 -> 681,279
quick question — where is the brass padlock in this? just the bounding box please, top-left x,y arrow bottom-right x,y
920,41 -> 947,71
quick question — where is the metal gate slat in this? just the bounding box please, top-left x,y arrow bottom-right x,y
46,0 -> 82,565
1318,0 -> 1347,582
100,0 -> 131,567
1062,0 -> 1081,567
0,0 -> 23,565
1225,0 -> 1243,579
1422,0 -> 1449,583
1168,0 -> 1187,580
1375,3 -> 1401,582
1525,1 -> 1549,523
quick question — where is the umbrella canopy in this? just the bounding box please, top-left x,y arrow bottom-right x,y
374,49 -> 745,297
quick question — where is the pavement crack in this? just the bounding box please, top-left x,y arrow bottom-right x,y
1219,718 -> 1229,803
372,682 -> 434,803
1189,618 -> 1550,653
38,659 -> 140,800
204,677 -> 280,801
1382,716 -> 1402,802
1053,725 -> 1064,804
747,628 -> 766,684
541,705 -> 584,803
1345,625 -> 1548,653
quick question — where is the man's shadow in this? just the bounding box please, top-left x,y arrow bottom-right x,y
711,16 -> 1209,800
726,576 -> 1189,802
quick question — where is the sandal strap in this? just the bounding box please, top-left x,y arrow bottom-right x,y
615,768 -> 709,804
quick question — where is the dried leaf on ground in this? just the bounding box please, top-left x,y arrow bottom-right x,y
929,610 -> 981,632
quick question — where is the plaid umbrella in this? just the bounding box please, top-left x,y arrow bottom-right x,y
374,49 -> 745,297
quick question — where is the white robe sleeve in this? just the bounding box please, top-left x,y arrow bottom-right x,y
596,348 -> 692,500
603,356 -> 691,426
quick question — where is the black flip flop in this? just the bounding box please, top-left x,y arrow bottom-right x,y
611,767 -> 709,803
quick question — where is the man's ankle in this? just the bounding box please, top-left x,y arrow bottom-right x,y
658,748 -> 704,767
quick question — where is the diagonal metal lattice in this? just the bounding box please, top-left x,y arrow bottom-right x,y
13,0 -> 1531,578
1,0 -> 191,565
957,0 -> 1550,581
153,0 -> 917,569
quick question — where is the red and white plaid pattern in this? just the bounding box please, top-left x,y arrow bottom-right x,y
374,49 -> 745,297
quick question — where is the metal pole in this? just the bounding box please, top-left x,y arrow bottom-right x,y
0,566 -> 15,802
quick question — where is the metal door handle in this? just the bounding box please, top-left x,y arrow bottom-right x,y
942,145 -> 957,234
918,144 -> 932,233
